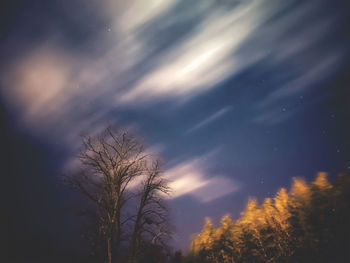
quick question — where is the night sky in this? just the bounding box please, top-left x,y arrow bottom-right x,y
2,0 -> 350,261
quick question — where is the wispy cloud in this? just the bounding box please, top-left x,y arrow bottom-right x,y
252,106 -> 301,125
185,106 -> 233,135
0,0 -> 346,144
117,0 -> 281,104
252,52 -> 341,125
165,154 -> 240,203
257,53 -> 341,110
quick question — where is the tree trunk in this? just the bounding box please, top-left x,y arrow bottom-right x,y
129,202 -> 143,263
129,228 -> 138,263
107,237 -> 112,263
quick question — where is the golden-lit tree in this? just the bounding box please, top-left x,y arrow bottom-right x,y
271,188 -> 292,258
237,199 -> 269,262
312,172 -> 332,190
288,177 -> 312,252
187,172 -> 350,263
214,215 -> 235,263
191,218 -> 216,252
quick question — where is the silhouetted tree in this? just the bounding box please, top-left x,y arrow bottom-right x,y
170,250 -> 183,263
64,126 -> 170,263
129,160 -> 171,263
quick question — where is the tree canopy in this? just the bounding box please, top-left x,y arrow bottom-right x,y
64,126 -> 171,263
186,172 -> 350,263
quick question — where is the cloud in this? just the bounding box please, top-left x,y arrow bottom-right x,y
2,48 -> 73,121
192,176 -> 241,203
252,106 -> 301,125
252,52 -> 341,125
166,158 -> 207,198
257,53 -> 341,109
185,106 -> 233,134
165,155 -> 240,203
117,0 -> 273,103
0,0 -> 346,146
108,0 -> 178,33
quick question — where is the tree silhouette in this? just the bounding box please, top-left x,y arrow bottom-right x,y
129,160 -> 171,263
64,126 -> 170,263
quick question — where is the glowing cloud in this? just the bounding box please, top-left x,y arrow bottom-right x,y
2,49 -> 74,123
165,156 -> 239,203
0,0 -> 345,145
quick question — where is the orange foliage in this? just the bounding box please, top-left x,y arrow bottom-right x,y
187,172 -> 350,263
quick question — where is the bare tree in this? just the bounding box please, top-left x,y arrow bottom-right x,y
129,160 -> 171,262
64,126 -> 170,263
